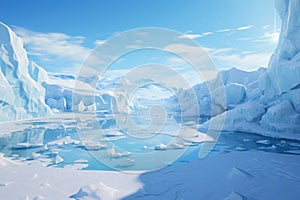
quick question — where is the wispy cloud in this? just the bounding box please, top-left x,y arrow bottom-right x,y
179,33 -> 203,39
94,40 -> 106,46
254,31 -> 280,43
179,31 -> 213,39
236,25 -> 253,31
13,26 -> 91,71
217,25 -> 253,33
204,47 -> 233,56
182,25 -> 253,39
213,52 -> 271,70
164,43 -> 270,71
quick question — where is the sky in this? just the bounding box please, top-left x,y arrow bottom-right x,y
0,0 -> 280,75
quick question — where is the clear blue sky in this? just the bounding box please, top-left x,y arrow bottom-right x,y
0,0 -> 280,74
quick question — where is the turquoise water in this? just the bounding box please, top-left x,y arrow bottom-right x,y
0,113 -> 300,171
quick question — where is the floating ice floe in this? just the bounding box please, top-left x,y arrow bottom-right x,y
54,155 -> 64,164
117,159 -> 135,168
154,144 -> 168,151
82,141 -> 107,151
74,159 -> 88,163
47,136 -> 81,146
107,146 -> 131,159
103,131 -> 124,137
153,142 -> 185,151
11,142 -> 44,149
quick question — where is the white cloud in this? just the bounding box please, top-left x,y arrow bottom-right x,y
182,25 -> 253,40
255,32 -> 280,43
179,33 -> 203,39
13,26 -> 91,64
170,44 -> 270,70
94,40 -> 106,46
179,31 -> 213,39
217,28 -> 233,33
164,43 -> 213,69
214,52 -> 271,70
236,25 -> 253,30
216,25 -> 253,33
204,47 -> 233,56
202,32 -> 213,36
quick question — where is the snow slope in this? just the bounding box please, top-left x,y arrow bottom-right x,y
0,22 -> 51,122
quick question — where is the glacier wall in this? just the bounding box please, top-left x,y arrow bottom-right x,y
258,0 -> 300,133
42,74 -> 115,113
198,0 -> 300,138
268,0 -> 300,95
0,21 -> 115,116
0,22 -> 51,122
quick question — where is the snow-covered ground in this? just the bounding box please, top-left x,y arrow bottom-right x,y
124,150 -> 300,200
1,149 -> 300,199
0,153 -> 143,200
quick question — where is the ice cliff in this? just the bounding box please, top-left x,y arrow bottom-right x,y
43,74 -> 115,112
0,21 -> 115,116
0,22 -> 51,122
198,0 -> 300,138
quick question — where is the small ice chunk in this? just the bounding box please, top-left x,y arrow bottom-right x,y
12,142 -> 43,149
55,155 -> 64,164
47,136 -> 80,146
143,146 -> 154,150
154,144 -> 168,151
107,146 -> 131,159
32,152 -> 40,159
103,131 -> 124,137
118,159 -> 135,168
74,159 -> 88,163
167,143 -> 184,149
83,141 -> 107,151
